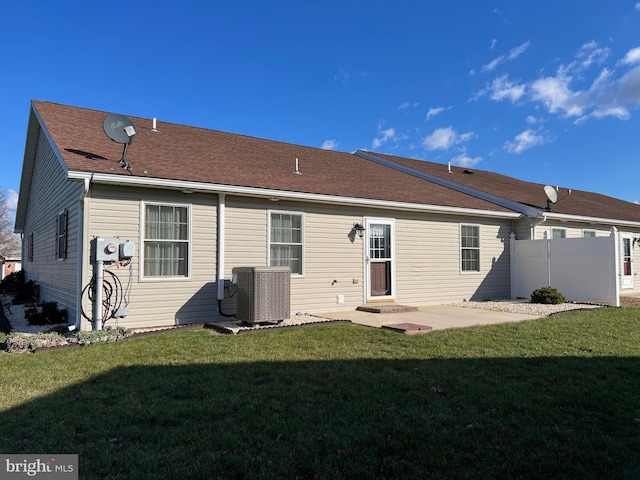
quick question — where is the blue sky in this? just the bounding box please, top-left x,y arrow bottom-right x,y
2,1 -> 640,222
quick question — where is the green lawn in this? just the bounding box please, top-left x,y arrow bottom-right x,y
1,308 -> 640,479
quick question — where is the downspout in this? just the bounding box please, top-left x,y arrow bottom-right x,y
71,175 -> 91,331
531,213 -> 547,240
216,194 -> 234,317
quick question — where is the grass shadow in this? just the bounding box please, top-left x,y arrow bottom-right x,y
1,330 -> 639,479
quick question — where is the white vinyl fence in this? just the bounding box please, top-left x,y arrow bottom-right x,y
509,227 -> 620,306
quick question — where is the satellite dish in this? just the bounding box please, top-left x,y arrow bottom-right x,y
103,114 -> 136,174
103,113 -> 136,145
544,185 -> 557,211
544,185 -> 557,203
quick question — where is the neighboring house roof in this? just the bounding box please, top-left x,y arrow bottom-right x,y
15,100 -> 640,230
365,151 -> 640,226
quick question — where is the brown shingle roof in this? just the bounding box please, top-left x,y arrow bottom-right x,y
372,152 -> 640,224
31,101 -> 511,213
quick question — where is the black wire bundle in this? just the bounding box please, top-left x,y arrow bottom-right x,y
81,269 -> 124,326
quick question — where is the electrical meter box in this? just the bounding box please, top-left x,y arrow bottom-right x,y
119,240 -> 135,260
92,237 -> 120,262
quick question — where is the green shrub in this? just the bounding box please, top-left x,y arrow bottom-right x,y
0,270 -> 24,295
12,279 -> 39,305
531,286 -> 566,305
25,301 -> 67,326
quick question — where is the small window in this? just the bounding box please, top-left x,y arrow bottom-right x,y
142,203 -> 190,278
269,211 -> 303,275
55,210 -> 68,260
461,224 -> 480,272
552,228 -> 566,239
583,230 -> 596,237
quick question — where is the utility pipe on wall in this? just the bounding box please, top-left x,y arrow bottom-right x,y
217,194 -> 226,305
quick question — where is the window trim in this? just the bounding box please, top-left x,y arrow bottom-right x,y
583,229 -> 596,238
551,227 -> 567,239
140,201 -> 192,281
267,210 -> 305,276
55,209 -> 68,260
460,223 -> 481,273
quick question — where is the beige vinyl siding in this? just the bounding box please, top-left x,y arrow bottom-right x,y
21,129 -> 82,321
394,215 -> 512,304
534,222 -> 616,239
224,199 -> 514,314
85,185 -> 218,329
224,198 -> 364,313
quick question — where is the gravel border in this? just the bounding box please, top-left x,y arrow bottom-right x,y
2,293 -> 606,337
453,299 -> 604,316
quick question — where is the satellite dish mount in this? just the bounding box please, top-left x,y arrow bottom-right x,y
103,113 -> 137,173
544,185 -> 558,211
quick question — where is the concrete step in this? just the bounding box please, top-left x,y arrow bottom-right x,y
356,304 -> 419,314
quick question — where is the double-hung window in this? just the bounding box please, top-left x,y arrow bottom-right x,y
269,211 -> 303,275
460,224 -> 480,272
55,209 -> 68,260
143,203 -> 190,278
552,228 -> 566,239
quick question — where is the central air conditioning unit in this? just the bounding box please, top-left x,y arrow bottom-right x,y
232,266 -> 291,324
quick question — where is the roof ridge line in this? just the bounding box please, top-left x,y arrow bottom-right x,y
354,150 -> 542,218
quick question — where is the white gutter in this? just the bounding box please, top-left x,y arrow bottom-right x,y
67,171 -> 522,220
542,212 -> 640,229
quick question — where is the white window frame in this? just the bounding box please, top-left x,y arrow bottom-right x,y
583,229 -> 596,237
460,223 -> 481,273
551,228 -> 566,239
267,210 -> 304,276
140,201 -> 192,281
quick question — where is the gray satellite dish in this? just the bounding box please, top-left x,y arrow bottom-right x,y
103,113 -> 136,145
544,185 -> 557,211
103,114 -> 136,173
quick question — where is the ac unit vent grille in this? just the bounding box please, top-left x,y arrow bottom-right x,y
232,266 -> 290,324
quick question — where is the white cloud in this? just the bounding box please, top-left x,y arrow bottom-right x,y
490,38 -> 498,50
636,2 -> 640,10
321,139 -> 339,150
372,128 -> 396,148
334,67 -> 350,83
423,127 -> 473,151
530,75 -> 585,117
488,75 -> 526,102
451,153 -> 482,168
398,101 -> 418,110
620,46 -> 640,66
526,115 -> 539,124
618,65 -> 640,105
426,106 -> 452,120
482,40 -> 531,72
7,190 -> 18,210
572,41 -> 610,71
504,129 -> 550,154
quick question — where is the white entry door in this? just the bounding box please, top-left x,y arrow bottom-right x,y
364,218 -> 395,302
621,234 -> 634,289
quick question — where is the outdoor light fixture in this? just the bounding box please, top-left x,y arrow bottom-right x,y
353,223 -> 365,238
